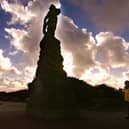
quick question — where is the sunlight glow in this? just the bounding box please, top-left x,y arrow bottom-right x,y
49,1 -> 61,8
80,68 -> 109,86
62,52 -> 74,77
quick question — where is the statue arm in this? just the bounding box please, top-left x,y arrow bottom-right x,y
43,13 -> 49,34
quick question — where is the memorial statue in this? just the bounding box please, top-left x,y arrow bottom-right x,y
43,4 -> 61,36
27,4 -> 79,119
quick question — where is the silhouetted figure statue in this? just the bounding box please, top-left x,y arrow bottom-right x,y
43,4 -> 60,36
27,4 -> 79,120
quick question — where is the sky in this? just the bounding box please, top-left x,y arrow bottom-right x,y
0,0 -> 129,92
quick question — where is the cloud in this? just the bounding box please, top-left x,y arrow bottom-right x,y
5,27 -> 40,66
1,0 -> 35,25
0,77 -> 27,92
3,0 -> 97,87
57,16 -> 96,77
1,0 -> 60,25
104,75 -> 125,89
0,49 -> 20,75
80,66 -> 110,85
3,0 -> 60,66
0,49 -> 12,70
5,28 -> 28,52
80,66 -> 126,89
9,50 -> 18,56
0,48 -> 23,92
57,16 -> 129,88
123,71 -> 129,85
66,0 -> 129,31
96,32 -> 129,67
0,0 -> 61,92
2,0 -> 129,90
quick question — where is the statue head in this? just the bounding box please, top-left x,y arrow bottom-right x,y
49,4 -> 61,15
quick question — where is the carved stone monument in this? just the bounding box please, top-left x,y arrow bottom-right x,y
26,5 -> 79,119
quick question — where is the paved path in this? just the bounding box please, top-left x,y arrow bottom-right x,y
0,101 -> 128,129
